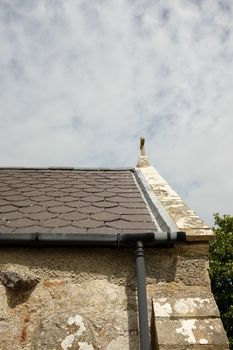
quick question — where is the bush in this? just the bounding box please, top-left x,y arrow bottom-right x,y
209,213 -> 233,349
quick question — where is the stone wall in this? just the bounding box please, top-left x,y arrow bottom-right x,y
0,242 -> 228,349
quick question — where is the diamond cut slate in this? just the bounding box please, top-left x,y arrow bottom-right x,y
72,219 -> 103,229
48,206 -> 73,214
6,218 -> 36,228
59,212 -> 87,221
40,218 -> 68,228
121,214 -> 153,222
0,205 -> 17,213
0,211 -> 26,220
0,169 -> 157,234
90,212 -> 120,222
94,201 -> 117,208
19,206 -> 45,213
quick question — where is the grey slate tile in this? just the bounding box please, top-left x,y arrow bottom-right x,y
32,195 -> 53,202
56,195 -> 78,202
12,199 -> 37,207
107,206 -> 149,215
0,225 -> 15,233
48,205 -> 74,214
0,211 -> 26,220
0,205 -> 17,213
59,212 -> 87,221
0,169 -> 157,234
6,218 -> 37,228
87,227 -> 117,234
106,219 -> 155,230
94,201 -> 118,208
121,214 -> 153,222
14,226 -> 51,233
0,199 -> 9,206
108,196 -> 145,203
4,194 -> 27,202
78,206 -> 103,214
66,200 -> 89,208
71,218 -> 102,229
40,200 -> 62,207
51,226 -> 87,234
19,205 -> 46,213
90,212 -> 120,222
28,212 -> 57,220
82,195 -> 103,203
40,218 -> 69,228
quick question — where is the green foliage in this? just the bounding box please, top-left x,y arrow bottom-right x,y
209,213 -> 233,349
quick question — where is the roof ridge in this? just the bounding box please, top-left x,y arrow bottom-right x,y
0,167 -> 134,171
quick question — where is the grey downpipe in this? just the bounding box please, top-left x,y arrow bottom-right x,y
136,241 -> 150,350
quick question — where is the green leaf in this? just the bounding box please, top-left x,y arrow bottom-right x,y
210,213 -> 233,349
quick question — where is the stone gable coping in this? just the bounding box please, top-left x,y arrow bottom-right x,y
138,166 -> 214,241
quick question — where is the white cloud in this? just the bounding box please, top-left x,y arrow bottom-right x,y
0,0 -> 233,224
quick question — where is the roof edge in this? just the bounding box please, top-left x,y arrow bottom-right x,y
136,166 -> 214,242
0,167 -> 134,171
134,168 -> 178,233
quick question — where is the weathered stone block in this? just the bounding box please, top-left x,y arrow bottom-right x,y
153,296 -> 229,349
153,296 -> 220,318
174,257 -> 210,286
154,319 -> 229,349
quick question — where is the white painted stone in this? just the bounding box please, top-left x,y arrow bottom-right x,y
159,298 -> 168,302
154,302 -> 172,317
78,342 -> 94,350
61,314 -> 86,349
176,319 -> 196,344
67,316 -> 75,326
67,314 -> 86,336
174,297 -> 210,315
199,338 -> 208,344
61,334 -> 75,350
154,297 -> 217,319
174,300 -> 190,314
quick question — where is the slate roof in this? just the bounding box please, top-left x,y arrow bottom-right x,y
0,168 -> 157,234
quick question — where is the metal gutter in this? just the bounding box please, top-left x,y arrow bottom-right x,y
0,231 -> 186,350
0,231 -> 185,247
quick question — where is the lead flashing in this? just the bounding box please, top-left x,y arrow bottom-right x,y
134,168 -> 178,233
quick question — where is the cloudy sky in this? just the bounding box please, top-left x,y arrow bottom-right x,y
0,0 -> 232,225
